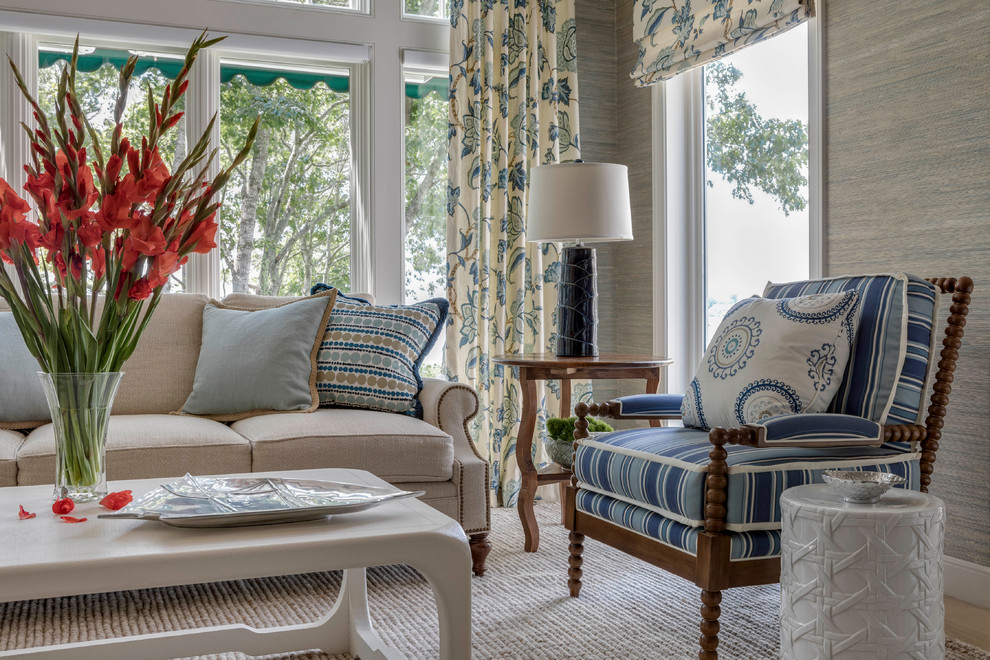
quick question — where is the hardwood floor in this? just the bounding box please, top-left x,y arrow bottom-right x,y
946,597 -> 990,650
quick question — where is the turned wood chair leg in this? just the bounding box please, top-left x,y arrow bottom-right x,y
699,589 -> 722,660
469,533 -> 492,577
568,531 -> 584,597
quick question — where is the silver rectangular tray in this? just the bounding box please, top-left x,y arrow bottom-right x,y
98,474 -> 425,528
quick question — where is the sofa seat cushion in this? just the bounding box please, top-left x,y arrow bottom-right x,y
0,430 -> 22,487
232,409 -> 454,482
576,490 -> 781,561
17,415 -> 251,485
573,427 -> 919,532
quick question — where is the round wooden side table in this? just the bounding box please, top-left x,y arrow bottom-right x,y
780,484 -> 945,659
492,353 -> 672,552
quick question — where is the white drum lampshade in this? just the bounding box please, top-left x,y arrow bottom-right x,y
527,162 -> 633,243
526,162 -> 633,356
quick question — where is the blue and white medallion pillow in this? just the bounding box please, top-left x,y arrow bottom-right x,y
681,291 -> 861,429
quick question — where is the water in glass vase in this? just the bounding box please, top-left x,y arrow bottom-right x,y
39,372 -> 123,502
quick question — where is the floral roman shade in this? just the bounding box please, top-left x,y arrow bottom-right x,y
447,0 -> 583,506
630,0 -> 815,87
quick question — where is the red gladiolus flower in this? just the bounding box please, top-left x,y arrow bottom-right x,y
184,215 -> 218,254
128,277 -> 153,301
76,218 -> 104,248
98,191 -> 138,232
117,146 -> 170,204
18,505 -> 36,520
99,490 -> 133,511
127,214 -> 167,257
52,497 -> 75,515
54,152 -> 99,220
59,515 -> 87,523
90,247 -> 107,280
0,179 -> 30,219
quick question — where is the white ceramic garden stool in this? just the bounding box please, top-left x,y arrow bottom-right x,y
779,483 -> 945,659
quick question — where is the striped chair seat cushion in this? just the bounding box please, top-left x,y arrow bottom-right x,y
573,427 -> 919,531
576,490 -> 781,561
763,273 -> 938,425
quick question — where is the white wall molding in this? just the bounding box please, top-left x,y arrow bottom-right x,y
945,555 -> 990,609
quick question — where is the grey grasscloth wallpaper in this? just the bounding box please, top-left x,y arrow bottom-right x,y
574,0 -> 990,565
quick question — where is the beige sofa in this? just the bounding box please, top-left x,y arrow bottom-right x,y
0,293 -> 491,575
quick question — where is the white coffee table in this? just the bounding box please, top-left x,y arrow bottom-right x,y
0,468 -> 472,659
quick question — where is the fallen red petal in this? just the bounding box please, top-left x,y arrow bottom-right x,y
59,515 -> 87,523
18,505 -> 36,520
99,490 -> 134,510
52,497 -> 75,515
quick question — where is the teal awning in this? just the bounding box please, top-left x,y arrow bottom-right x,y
39,49 -> 448,99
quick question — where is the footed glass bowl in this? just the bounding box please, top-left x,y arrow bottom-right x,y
822,470 -> 907,503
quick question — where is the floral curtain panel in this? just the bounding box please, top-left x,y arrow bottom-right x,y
630,0 -> 815,87
446,0 -> 582,507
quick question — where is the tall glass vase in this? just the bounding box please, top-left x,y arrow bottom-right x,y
39,372 -> 123,502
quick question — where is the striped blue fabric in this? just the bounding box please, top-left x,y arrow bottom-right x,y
576,490 -> 781,560
574,426 -> 919,531
749,413 -> 882,446
886,277 -> 939,424
763,274 -> 910,424
614,393 -> 684,417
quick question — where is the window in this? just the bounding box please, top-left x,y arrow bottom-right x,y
657,20 -> 820,391
5,1 -> 448,308
702,24 -> 810,343
218,63 -> 352,296
404,0 -> 448,20
37,45 -> 188,291
403,69 -> 448,375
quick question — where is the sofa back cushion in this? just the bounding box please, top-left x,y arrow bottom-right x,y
0,294 -> 208,421
220,291 -> 375,309
114,293 -> 210,415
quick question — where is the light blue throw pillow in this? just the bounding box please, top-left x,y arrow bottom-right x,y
0,312 -> 50,428
681,291 -> 861,430
180,291 -> 336,420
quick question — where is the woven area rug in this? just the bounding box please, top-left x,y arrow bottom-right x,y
1,502 -> 986,659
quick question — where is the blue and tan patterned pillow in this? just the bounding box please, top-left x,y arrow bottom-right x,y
681,291 -> 861,430
310,285 -> 447,417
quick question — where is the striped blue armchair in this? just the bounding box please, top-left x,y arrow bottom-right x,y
565,274 -> 974,660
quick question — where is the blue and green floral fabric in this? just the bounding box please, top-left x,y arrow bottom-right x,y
447,0 -> 584,506
630,0 -> 815,87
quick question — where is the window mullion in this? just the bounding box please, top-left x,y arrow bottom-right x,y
184,48 -> 222,298
0,32 -> 36,287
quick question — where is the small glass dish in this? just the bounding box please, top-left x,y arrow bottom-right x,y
822,470 -> 907,504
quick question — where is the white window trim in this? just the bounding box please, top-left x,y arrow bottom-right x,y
653,16 -> 824,393
0,0 -> 447,304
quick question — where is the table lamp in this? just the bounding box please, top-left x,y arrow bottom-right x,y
527,161 -> 633,357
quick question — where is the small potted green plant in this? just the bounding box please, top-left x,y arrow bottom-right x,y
544,416 -> 614,469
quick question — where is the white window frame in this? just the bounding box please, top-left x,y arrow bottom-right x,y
653,14 -> 825,393
400,51 -> 448,304
0,0 -> 447,304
